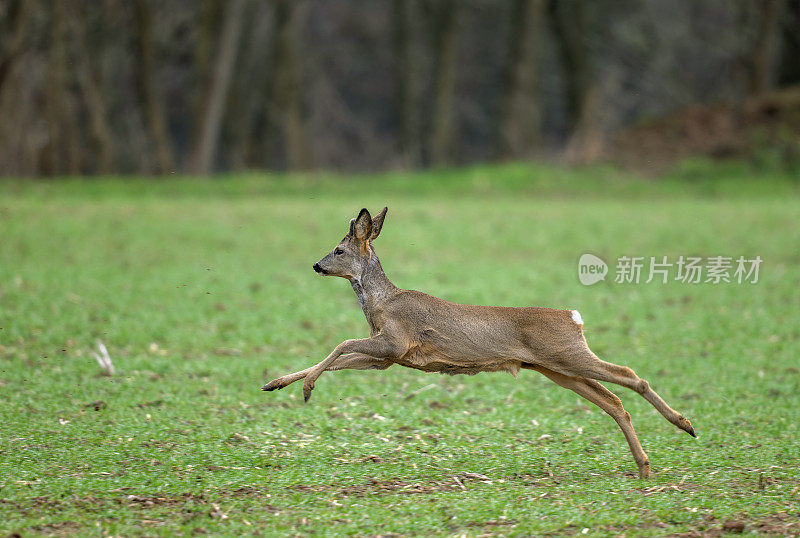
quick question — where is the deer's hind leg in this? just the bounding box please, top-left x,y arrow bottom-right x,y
546,348 -> 695,438
525,364 -> 651,478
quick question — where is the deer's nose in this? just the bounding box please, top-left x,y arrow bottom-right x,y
313,263 -> 326,274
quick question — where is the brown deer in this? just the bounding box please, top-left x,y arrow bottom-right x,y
262,207 -> 696,478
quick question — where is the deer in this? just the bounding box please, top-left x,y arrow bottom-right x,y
262,207 -> 696,478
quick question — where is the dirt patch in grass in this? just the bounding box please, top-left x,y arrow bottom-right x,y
293,476 -> 464,497
290,470 -> 562,498
548,512 -> 800,537
668,512 -> 800,537
463,518 -> 519,529
3,474 -> 531,517
115,486 -> 280,513
24,520 -> 81,536
605,84 -> 800,174
0,486 -> 279,516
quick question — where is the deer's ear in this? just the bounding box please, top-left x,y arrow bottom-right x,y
369,207 -> 387,241
353,208 -> 372,242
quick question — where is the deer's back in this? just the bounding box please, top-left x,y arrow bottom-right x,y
385,289 -> 587,370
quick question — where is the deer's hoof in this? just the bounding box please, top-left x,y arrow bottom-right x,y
637,458 -> 651,479
303,381 -> 315,403
678,416 -> 696,437
261,379 -> 283,391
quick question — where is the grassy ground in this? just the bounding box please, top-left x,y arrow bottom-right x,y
1,164 -> 799,536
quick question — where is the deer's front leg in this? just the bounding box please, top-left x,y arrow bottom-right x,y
261,353 -> 390,392
302,334 -> 401,402
261,365 -> 315,392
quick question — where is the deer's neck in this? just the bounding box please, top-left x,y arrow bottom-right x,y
350,250 -> 396,328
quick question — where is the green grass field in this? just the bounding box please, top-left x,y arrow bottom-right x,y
1,164 -> 799,536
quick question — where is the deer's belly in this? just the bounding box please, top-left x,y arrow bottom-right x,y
394,346 -> 521,377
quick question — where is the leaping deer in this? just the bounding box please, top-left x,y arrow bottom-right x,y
262,207 -> 696,478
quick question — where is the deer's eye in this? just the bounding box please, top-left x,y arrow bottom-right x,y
334,248 -> 344,256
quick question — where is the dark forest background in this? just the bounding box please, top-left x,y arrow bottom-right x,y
1,0 -> 799,177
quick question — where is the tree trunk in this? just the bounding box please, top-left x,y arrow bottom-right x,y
75,57 -> 113,175
243,4 -> 280,169
562,85 -> 605,164
777,0 -> 800,86
190,0 -> 222,168
394,0 -> 420,168
133,0 -> 174,174
494,0 -> 545,160
550,0 -> 602,163
550,0 -> 590,132
43,0 -> 81,175
70,3 -> 114,175
270,0 -> 310,170
0,0 -> 29,97
430,0 -> 459,167
189,0 -> 247,175
747,0 -> 780,95
222,2 -> 260,170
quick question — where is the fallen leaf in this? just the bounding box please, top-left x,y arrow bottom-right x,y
209,503 -> 228,520
85,400 -> 106,411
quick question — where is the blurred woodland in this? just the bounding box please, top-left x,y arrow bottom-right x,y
0,0 -> 799,177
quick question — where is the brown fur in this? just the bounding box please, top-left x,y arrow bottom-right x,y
263,207 -> 696,478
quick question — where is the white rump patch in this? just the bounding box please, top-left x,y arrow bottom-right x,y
571,310 -> 584,325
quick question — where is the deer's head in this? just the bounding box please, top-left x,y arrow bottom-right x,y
313,207 -> 387,280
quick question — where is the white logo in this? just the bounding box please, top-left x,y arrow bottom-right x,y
578,254 -> 608,286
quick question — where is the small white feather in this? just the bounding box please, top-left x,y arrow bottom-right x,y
92,340 -> 114,375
